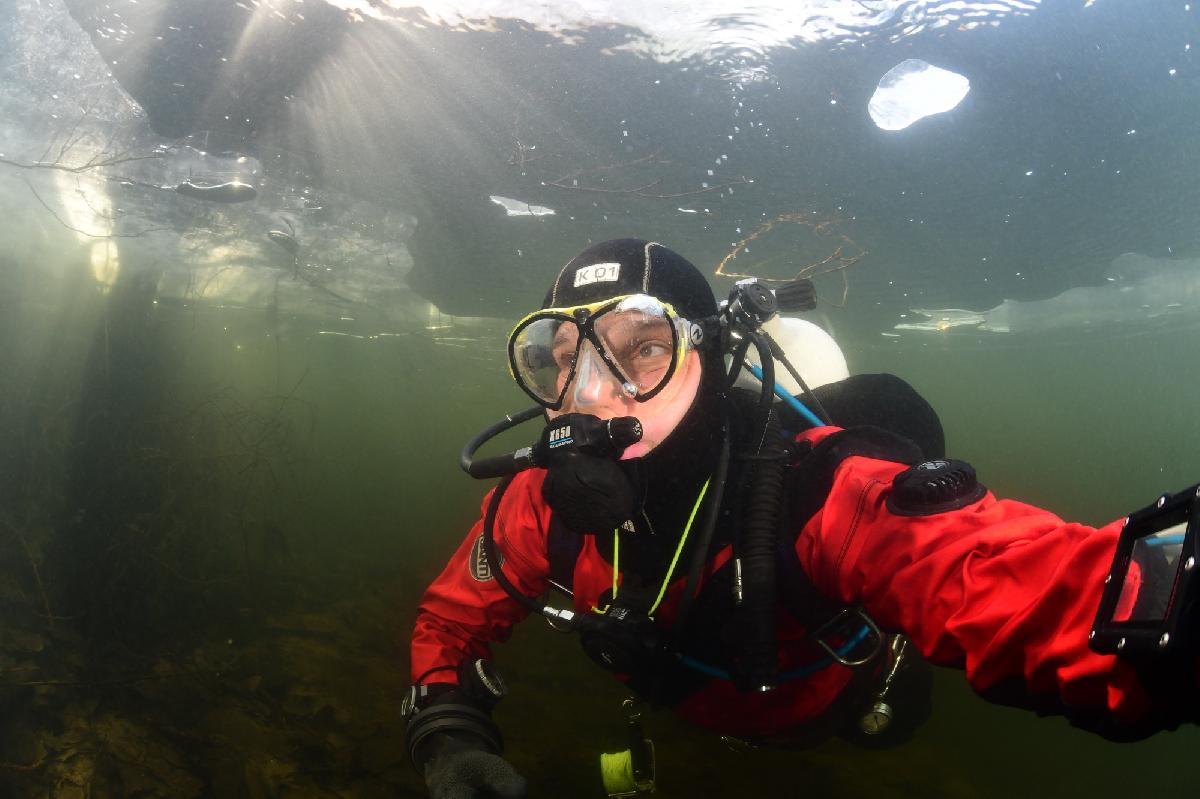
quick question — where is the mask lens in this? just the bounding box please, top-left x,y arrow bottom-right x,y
508,295 -> 685,408
594,300 -> 678,397
511,317 -> 581,405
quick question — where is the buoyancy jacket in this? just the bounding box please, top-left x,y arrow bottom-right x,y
411,424 -> 1200,742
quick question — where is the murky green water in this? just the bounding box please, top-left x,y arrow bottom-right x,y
7,239 -> 1199,797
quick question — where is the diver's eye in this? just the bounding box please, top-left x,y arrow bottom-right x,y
554,349 -> 576,370
621,339 -> 671,364
637,342 -> 671,359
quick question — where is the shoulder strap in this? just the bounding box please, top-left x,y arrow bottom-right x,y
788,425 -> 923,530
777,425 -> 924,629
546,516 -> 584,596
779,373 -> 946,461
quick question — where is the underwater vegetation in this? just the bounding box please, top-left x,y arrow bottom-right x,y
0,229 -> 433,796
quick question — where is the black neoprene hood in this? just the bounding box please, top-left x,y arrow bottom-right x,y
537,239 -> 726,541
544,239 -> 719,323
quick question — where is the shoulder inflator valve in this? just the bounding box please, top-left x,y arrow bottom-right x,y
886,459 -> 986,516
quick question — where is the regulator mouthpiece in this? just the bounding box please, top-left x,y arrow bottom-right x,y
607,417 -> 644,450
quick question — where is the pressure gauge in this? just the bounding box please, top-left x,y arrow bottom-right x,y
859,701 -> 894,735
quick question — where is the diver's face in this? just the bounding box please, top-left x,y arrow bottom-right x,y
548,310 -> 676,399
548,344 -> 702,460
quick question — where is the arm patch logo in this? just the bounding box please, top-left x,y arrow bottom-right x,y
469,533 -> 503,582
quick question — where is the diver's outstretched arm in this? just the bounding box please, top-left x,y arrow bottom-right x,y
793,427 -> 1198,740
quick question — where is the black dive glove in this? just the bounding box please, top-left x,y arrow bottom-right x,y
535,413 -> 642,535
541,449 -> 639,534
418,731 -> 527,799
405,660 -> 524,799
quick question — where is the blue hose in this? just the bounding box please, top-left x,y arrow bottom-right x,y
746,363 -> 825,429
677,624 -> 874,682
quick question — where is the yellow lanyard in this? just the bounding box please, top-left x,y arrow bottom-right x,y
605,477 -> 711,618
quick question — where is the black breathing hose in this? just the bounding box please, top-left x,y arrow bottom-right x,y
760,330 -> 833,426
460,406 -> 544,478
736,332 -> 785,691
481,474 -> 546,616
725,336 -> 752,389
747,332 -> 774,435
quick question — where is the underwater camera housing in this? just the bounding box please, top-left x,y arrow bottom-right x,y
1090,483 -> 1200,657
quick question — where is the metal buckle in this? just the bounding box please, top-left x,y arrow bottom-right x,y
400,684 -> 421,721
811,606 -> 884,667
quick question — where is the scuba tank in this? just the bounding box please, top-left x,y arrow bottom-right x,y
734,314 -> 849,396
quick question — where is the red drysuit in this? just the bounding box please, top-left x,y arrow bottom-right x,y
411,425 -> 1185,739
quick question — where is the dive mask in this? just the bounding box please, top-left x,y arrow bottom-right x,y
507,294 -> 699,411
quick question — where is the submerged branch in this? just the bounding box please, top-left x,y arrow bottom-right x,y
0,513 -> 55,630
0,754 -> 46,772
551,150 -> 664,181
543,150 -> 751,199
22,179 -> 170,239
0,152 -> 163,174
715,212 -> 867,304
544,173 -> 750,199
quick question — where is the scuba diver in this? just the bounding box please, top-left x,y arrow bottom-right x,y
404,239 -> 1200,799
